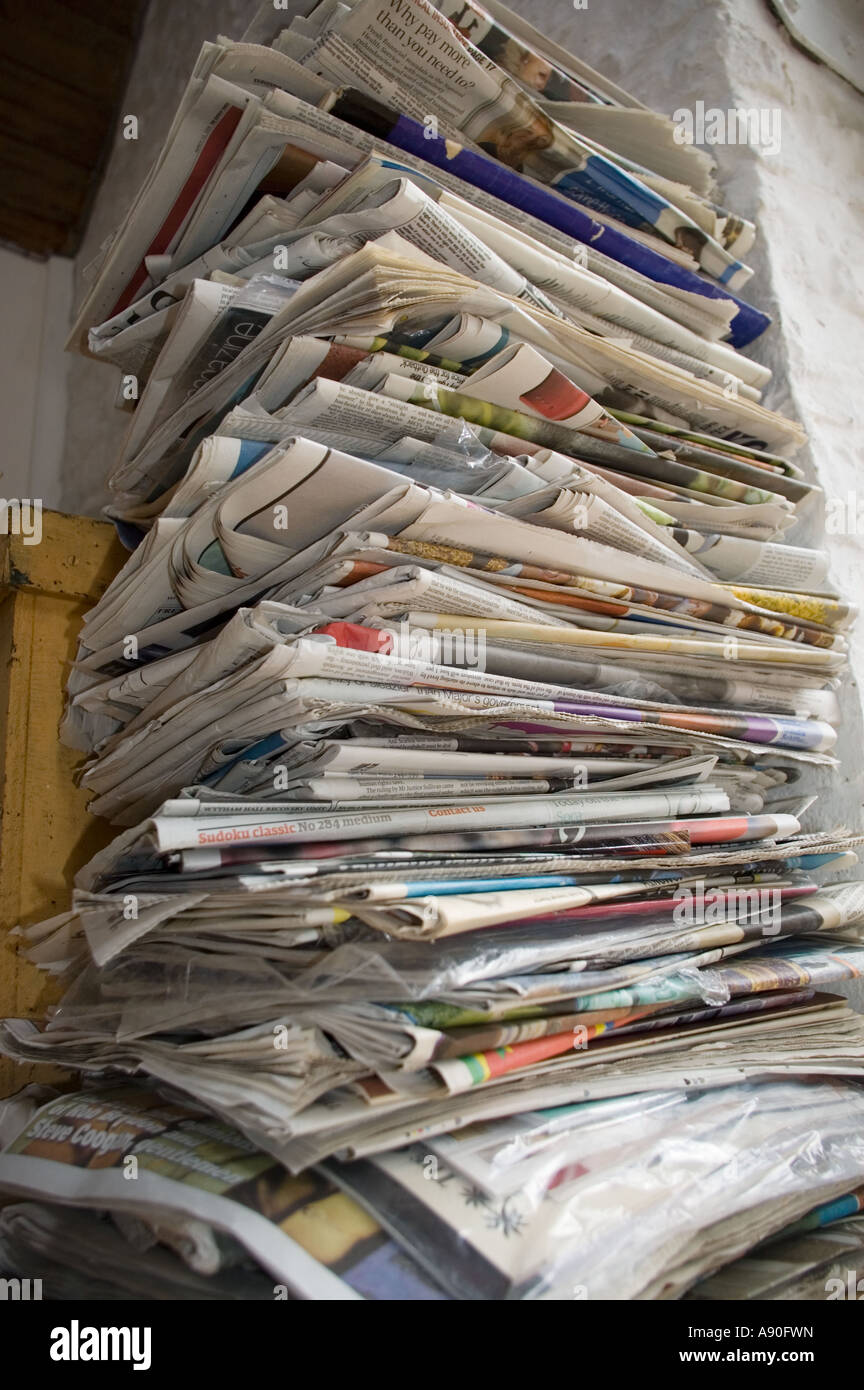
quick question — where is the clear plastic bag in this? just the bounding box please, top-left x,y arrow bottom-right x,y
325,1079 -> 864,1299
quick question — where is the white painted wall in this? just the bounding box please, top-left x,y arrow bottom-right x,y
0,246 -> 72,507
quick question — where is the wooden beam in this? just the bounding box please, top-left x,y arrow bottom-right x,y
0,510 -> 124,1095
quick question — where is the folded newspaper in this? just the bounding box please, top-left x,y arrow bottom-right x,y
2,0 -> 862,1302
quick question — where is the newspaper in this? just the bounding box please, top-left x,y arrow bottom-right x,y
103,241 -> 800,501
333,1076 -> 864,1299
3,978 -> 864,1176
0,1201 -> 286,1301
297,0 -> 750,284
6,1076 -> 864,1301
69,33 -> 343,333
287,84 -> 762,341
329,96 -> 768,345
7,0 -> 862,1305
686,1208 -> 864,1300
296,155 -> 760,385
0,1086 -> 446,1300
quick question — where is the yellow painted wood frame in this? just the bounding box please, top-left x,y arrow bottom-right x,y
0,509 -> 124,1095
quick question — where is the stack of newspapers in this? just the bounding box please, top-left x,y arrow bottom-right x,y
3,0 -> 864,1301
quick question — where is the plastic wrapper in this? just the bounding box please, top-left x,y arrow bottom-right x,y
324,1079 -> 864,1299
45,928 -> 733,1044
